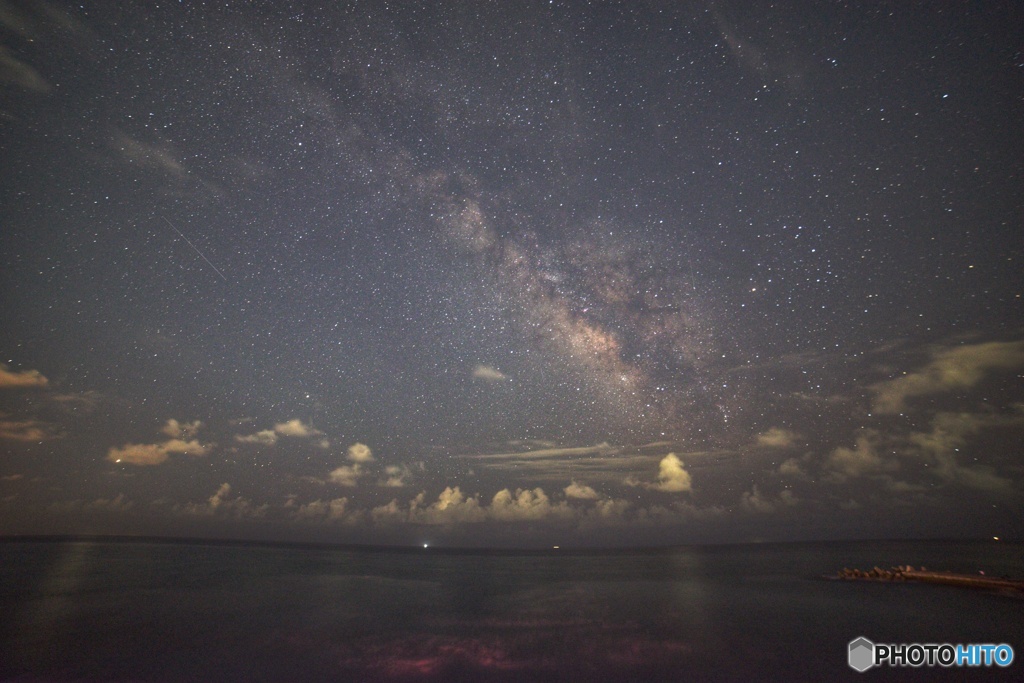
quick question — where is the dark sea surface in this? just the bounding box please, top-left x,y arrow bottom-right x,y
0,539 -> 1020,682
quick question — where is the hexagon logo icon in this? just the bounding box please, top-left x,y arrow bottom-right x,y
848,636 -> 875,672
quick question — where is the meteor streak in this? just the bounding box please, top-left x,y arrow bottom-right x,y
162,217 -> 228,282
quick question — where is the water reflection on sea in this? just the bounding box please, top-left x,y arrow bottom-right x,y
1,539 -> 1020,681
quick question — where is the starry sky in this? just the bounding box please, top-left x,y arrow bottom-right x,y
1,0 -> 1022,547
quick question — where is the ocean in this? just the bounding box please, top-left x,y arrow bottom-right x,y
1,538 -> 1020,681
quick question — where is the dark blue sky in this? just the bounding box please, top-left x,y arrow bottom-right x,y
1,0 -> 1022,546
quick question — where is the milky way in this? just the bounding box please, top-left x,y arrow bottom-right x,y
1,0 -> 1021,546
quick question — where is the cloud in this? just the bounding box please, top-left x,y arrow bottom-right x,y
380,464 -> 412,487
292,497 -> 358,523
489,487 -> 573,521
583,497 -> 632,521
756,428 -> 798,448
472,364 -> 508,381
208,484 -> 232,510
235,419 -> 325,445
0,45 -> 51,92
871,340 -> 1024,414
274,418 -> 324,438
410,487 -> 487,525
50,495 -> 135,515
107,421 -> 213,465
824,430 -> 893,481
180,483 -> 268,518
371,498 -> 406,524
347,442 -> 374,462
106,443 -> 170,466
86,494 -> 134,513
162,438 -> 211,456
0,419 -> 60,442
465,442 -> 618,461
111,131 -> 185,178
906,411 -> 1020,492
1,474 -> 23,482
50,391 -> 101,412
714,11 -> 768,76
235,429 -> 278,445
740,486 -> 798,514
107,438 -> 211,466
458,442 -> 627,481
632,453 -> 692,493
328,464 -> 364,486
0,365 -> 48,388
564,480 -> 601,500
161,419 -> 203,439
778,458 -> 807,477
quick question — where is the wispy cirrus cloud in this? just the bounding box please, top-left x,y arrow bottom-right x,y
906,410 -> 1022,492
871,340 -> 1024,414
472,364 -> 508,381
0,45 -> 51,92
0,418 -> 61,442
755,427 -> 799,448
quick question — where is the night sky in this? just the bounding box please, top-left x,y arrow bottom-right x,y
2,0 -> 1022,547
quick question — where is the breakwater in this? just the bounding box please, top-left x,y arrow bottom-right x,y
835,565 -> 1024,593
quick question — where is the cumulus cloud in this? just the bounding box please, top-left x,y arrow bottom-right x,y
107,438 -> 211,466
371,498 -> 406,524
871,340 -> 1024,414
585,497 -> 632,521
180,483 -> 268,518
161,419 -> 203,439
472,364 -> 508,381
235,429 -> 277,445
778,458 -> 807,477
86,494 -> 134,513
50,495 -> 135,515
0,365 -> 48,388
235,418 -> 325,445
380,464 -> 412,487
347,442 -> 374,462
410,487 -> 487,524
740,486 -> 798,514
489,487 -> 573,521
292,497 -> 358,523
564,480 -> 601,500
328,464 -> 364,487
756,427 -> 798,448
274,419 -> 324,438
108,420 -> 214,465
636,453 -> 692,493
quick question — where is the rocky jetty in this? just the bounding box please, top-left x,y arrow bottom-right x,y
835,565 -> 1024,593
